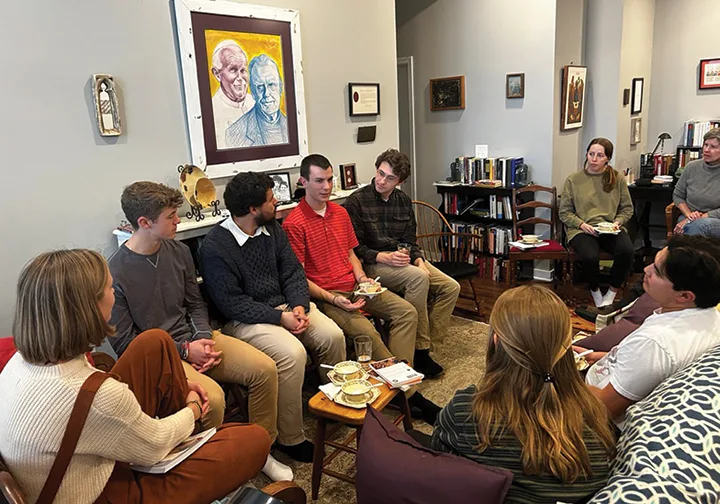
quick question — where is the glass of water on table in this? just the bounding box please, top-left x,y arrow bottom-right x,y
354,335 -> 373,369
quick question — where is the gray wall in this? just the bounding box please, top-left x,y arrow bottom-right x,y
552,0 -> 586,187
396,0 -> 557,205
0,0 -> 399,334
647,0 -> 720,146
581,0 -> 624,152
615,0 -> 655,174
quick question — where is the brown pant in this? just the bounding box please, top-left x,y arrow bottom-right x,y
95,329 -> 271,504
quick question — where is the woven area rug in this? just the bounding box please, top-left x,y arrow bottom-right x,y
248,315 -> 490,503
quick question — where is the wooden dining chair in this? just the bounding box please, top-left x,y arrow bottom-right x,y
412,201 -> 482,316
509,185 -> 569,287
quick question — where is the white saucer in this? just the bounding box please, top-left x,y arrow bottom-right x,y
327,369 -> 370,386
333,387 -> 381,409
352,287 -> 388,299
594,228 -> 620,235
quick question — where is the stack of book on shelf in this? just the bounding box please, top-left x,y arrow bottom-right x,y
681,120 -> 720,147
369,357 -> 423,389
640,153 -> 675,176
677,149 -> 700,169
451,156 -> 524,187
450,222 -> 512,256
442,194 -> 512,219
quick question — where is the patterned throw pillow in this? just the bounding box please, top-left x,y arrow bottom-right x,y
590,344 -> 720,503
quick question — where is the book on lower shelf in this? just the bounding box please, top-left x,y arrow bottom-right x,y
131,428 -> 216,474
369,357 -> 423,388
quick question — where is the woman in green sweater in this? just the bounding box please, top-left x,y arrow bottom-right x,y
559,138 -> 634,307
431,285 -> 616,504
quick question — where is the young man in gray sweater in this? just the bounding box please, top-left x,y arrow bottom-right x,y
109,181 -> 293,481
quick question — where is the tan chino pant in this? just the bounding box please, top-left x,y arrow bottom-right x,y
223,302 -> 346,446
364,261 -> 460,348
182,331 -> 279,441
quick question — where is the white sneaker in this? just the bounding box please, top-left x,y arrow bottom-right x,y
599,289 -> 617,307
590,289 -> 604,307
262,453 -> 294,481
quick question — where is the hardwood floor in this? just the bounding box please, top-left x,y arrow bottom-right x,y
452,272 -> 644,333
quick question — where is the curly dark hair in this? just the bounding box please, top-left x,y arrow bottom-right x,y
375,149 -> 411,182
224,172 -> 274,217
121,181 -> 183,230
664,235 -> 720,308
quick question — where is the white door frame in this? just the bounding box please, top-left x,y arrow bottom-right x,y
397,56 -> 418,200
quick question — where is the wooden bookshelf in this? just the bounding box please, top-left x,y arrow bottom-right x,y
436,184 -> 529,283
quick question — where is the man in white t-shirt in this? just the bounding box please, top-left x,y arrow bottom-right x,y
575,235 -> 720,428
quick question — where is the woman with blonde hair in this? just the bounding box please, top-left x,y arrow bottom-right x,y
431,285 -> 615,504
0,249 -> 271,504
559,137 -> 634,307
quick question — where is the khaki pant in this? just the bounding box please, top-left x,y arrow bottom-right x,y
182,331 -> 279,442
96,329 -> 270,504
365,262 -> 460,349
316,289 -> 417,365
224,302 -> 345,446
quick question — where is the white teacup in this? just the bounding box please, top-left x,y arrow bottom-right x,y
341,379 -> 373,403
521,234 -> 540,243
333,361 -> 363,381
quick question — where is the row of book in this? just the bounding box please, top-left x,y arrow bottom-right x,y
470,255 -> 507,282
681,120 -> 720,147
451,156 -> 525,187
442,193 -> 512,220
449,222 -> 513,256
677,149 -> 700,171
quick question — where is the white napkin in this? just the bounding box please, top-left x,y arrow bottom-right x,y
319,383 -> 342,401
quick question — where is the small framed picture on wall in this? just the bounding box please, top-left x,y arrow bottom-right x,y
631,78 -> 644,114
699,58 -> 720,89
506,73 -> 525,99
630,117 -> 642,145
340,163 -> 358,190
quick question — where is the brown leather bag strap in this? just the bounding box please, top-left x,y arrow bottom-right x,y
36,371 -> 114,504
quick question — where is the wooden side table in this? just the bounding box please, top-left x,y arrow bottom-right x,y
307,383 -> 413,500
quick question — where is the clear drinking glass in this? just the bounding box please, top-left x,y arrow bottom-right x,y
354,335 -> 373,365
397,242 -> 412,254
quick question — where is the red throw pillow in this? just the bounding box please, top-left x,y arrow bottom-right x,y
356,406 -> 513,504
0,337 -> 17,373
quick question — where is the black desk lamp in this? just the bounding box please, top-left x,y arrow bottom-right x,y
641,132 -> 672,179
650,132 -> 672,157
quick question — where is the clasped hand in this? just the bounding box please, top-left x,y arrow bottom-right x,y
280,306 -> 309,335
185,380 -> 210,420
674,211 -> 707,235
188,339 -> 222,373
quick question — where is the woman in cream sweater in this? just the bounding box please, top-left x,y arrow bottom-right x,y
0,249 -> 270,504
559,138 -> 634,307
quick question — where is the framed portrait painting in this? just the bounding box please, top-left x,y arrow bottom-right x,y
174,0 -> 309,179
430,76 -> 465,111
699,58 -> 720,90
560,65 -> 587,130
506,73 -> 524,99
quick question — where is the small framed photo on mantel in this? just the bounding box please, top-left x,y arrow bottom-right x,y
340,163 -> 358,190
349,83 -> 380,116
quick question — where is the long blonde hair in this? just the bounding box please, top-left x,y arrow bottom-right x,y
13,249 -> 114,364
472,285 -> 615,483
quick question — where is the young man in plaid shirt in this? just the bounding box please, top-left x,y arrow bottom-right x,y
344,149 -> 460,377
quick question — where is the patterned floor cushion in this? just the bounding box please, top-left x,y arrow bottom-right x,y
590,344 -> 720,503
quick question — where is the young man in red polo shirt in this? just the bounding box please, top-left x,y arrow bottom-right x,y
283,154 -> 440,424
